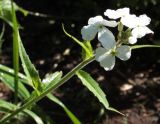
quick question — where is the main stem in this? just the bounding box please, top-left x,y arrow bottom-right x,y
0,57 -> 95,124
11,0 -> 19,104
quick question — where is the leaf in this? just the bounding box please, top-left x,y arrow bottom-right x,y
0,0 -> 28,26
62,24 -> 92,58
47,93 -> 81,124
131,45 -> 160,49
0,71 -> 30,100
77,70 -> 124,115
43,72 -> 81,124
0,99 -> 44,124
0,64 -> 28,84
0,0 -> 18,26
0,66 -> 80,124
81,41 -> 93,60
42,71 -> 63,91
18,33 -> 43,93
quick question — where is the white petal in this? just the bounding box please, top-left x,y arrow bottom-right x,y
95,47 -> 115,71
121,14 -> 137,28
116,45 -> 131,61
81,24 -> 98,41
116,7 -> 130,17
104,9 -> 120,19
104,7 -> 130,19
138,14 -> 151,26
98,27 -> 116,50
132,26 -> 153,38
128,36 -> 137,44
88,15 -> 103,25
101,20 -> 118,27
95,47 -> 108,62
100,55 -> 115,71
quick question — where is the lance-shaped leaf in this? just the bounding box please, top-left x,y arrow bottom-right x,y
77,70 -> 124,115
0,99 -> 44,124
17,32 -> 43,93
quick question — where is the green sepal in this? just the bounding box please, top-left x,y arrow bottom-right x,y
81,40 -> 93,60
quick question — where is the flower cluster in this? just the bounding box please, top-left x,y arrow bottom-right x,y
81,7 -> 153,71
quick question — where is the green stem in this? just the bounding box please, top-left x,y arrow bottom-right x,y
11,0 -> 19,104
131,45 -> 160,49
0,57 -> 95,124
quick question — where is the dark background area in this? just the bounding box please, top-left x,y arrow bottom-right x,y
1,0 -> 160,123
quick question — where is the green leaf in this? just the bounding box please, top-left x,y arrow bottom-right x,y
81,41 -> 93,60
0,0 -> 28,26
76,70 -> 124,116
0,64 -> 28,84
42,71 -> 63,91
0,71 -> 30,100
131,45 -> 160,49
0,99 -> 44,124
0,0 -> 18,26
43,72 -> 81,124
47,93 -> 81,124
0,66 -> 80,124
18,33 -> 43,93
62,24 -> 92,58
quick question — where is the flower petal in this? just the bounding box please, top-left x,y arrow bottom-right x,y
116,7 -> 130,17
138,14 -> 151,26
128,36 -> 137,44
98,27 -> 116,50
116,45 -> 131,61
132,26 -> 153,38
101,20 -> 118,27
100,55 -> 115,71
95,47 -> 115,71
104,7 -> 130,19
104,9 -> 119,19
121,14 -> 137,28
81,24 -> 98,41
88,15 -> 103,25
95,47 -> 108,62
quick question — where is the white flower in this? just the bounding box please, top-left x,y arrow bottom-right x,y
95,46 -> 131,71
81,15 -> 117,41
121,14 -> 154,44
104,7 -> 130,19
121,14 -> 137,28
121,14 -> 151,29
95,37 -> 131,71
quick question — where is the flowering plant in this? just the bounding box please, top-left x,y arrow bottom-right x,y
0,3 -> 160,123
